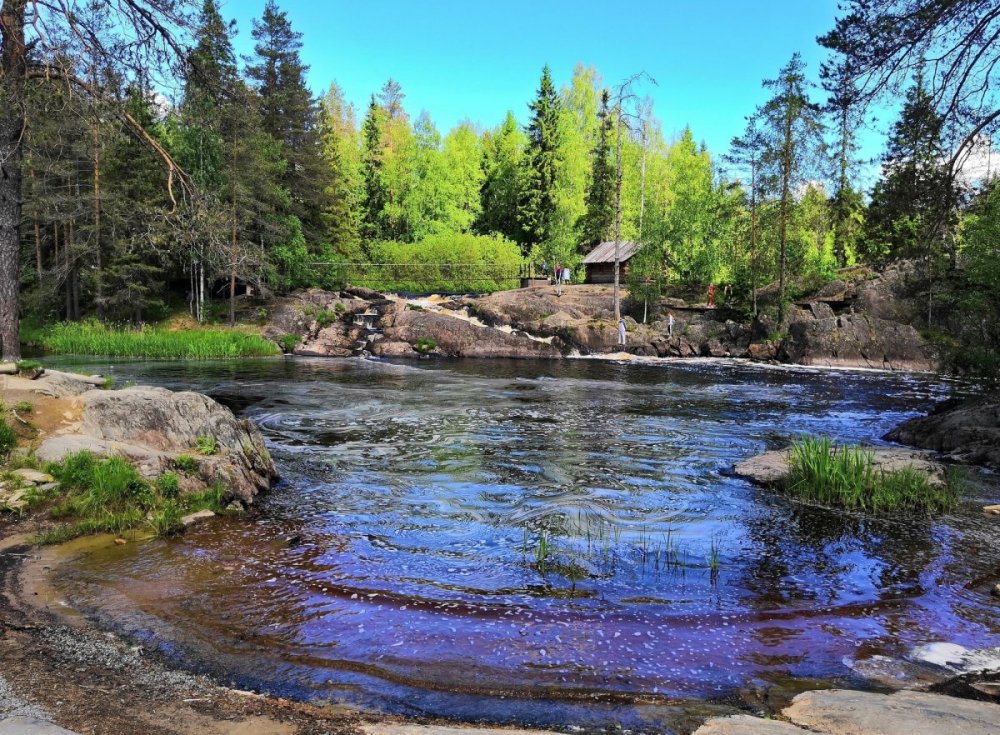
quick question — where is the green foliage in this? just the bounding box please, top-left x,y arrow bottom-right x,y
518,65 -> 562,250
16,360 -> 41,372
414,337 -> 437,354
25,320 -> 279,359
174,455 -> 199,474
195,433 -> 218,456
13,401 -> 32,414
364,233 -> 523,293
786,436 -> 955,514
36,451 -> 227,543
578,89 -> 615,251
278,333 -> 301,353
314,309 -> 338,328
155,472 -> 180,499
0,417 -> 15,459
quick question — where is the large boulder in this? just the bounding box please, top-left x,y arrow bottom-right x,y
886,401 -> 1000,471
380,306 -> 561,359
779,314 -> 938,371
37,387 -> 277,505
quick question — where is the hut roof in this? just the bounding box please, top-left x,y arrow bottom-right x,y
582,241 -> 641,264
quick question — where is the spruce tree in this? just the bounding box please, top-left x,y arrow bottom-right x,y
864,74 -> 956,262
319,82 -> 362,259
518,65 -> 562,251
578,89 -> 615,251
821,54 -> 864,267
360,96 -> 388,244
247,0 -> 327,243
477,111 -> 524,242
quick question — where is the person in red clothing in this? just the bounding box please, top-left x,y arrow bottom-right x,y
707,283 -> 716,308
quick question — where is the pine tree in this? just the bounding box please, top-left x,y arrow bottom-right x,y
759,53 -> 826,323
518,65 -> 562,252
726,114 -> 768,315
578,89 -> 615,251
247,0 -> 327,243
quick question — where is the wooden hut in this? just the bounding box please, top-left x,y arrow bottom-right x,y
582,241 -> 641,284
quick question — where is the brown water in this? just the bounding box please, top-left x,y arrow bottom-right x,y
47,357 -> 1000,732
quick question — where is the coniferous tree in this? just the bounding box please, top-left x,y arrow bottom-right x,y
759,53 -> 826,323
864,74 -> 957,263
360,96 -> 388,245
822,54 -> 865,267
726,114 -> 768,315
477,111 -> 524,242
579,89 -> 615,251
247,0 -> 327,243
518,65 -> 562,252
319,82 -> 362,260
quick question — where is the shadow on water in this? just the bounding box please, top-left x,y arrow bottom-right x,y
42,355 -> 1000,732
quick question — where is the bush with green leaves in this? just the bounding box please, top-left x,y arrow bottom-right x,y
364,234 -> 523,294
195,434 -> 218,456
414,337 -> 438,355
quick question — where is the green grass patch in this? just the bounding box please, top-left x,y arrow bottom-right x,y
23,320 -> 280,359
32,451 -> 228,544
174,454 -> 199,473
195,433 -> 218,456
414,337 -> 438,354
16,359 -> 42,372
786,436 -> 955,514
278,334 -> 301,353
0,417 -> 15,459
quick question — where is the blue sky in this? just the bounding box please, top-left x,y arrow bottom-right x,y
223,0 -> 885,178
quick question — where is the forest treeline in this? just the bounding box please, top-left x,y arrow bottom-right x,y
2,0 -> 999,375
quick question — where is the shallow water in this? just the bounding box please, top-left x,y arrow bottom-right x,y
48,356 -> 1000,731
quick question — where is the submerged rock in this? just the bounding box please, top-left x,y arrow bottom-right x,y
37,386 -> 277,505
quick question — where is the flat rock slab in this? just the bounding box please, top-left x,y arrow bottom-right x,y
693,714 -> 812,734
0,717 -> 78,735
783,689 -> 1000,735
734,447 -> 945,487
362,725 -> 562,735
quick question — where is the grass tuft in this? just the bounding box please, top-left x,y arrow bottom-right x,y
786,436 -> 955,514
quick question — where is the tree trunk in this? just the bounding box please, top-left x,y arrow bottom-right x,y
777,111 -> 793,325
229,144 -> 238,327
93,109 -> 104,320
750,160 -> 759,318
612,109 -> 624,323
33,214 -> 42,282
0,0 -> 27,361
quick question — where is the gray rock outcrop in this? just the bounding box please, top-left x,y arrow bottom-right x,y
37,387 -> 277,505
886,401 -> 1000,471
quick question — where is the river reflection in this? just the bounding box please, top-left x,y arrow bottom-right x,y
48,356 -> 1000,731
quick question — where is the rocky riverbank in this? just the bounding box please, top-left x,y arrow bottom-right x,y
264,262 -> 940,371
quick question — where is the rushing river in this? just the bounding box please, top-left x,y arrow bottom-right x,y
46,356 -> 1000,731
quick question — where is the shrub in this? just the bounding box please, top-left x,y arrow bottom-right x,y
16,359 -> 42,371
414,337 -> 438,355
278,334 -> 301,353
364,233 -> 524,294
786,436 -> 955,513
14,401 -> 33,414
315,309 -> 337,328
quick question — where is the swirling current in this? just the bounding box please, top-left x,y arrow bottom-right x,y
45,356 -> 1000,732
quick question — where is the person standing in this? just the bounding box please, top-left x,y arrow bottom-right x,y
707,283 -> 716,308
562,265 -> 571,288
667,312 -> 675,338
618,318 -> 627,346
555,263 -> 563,296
